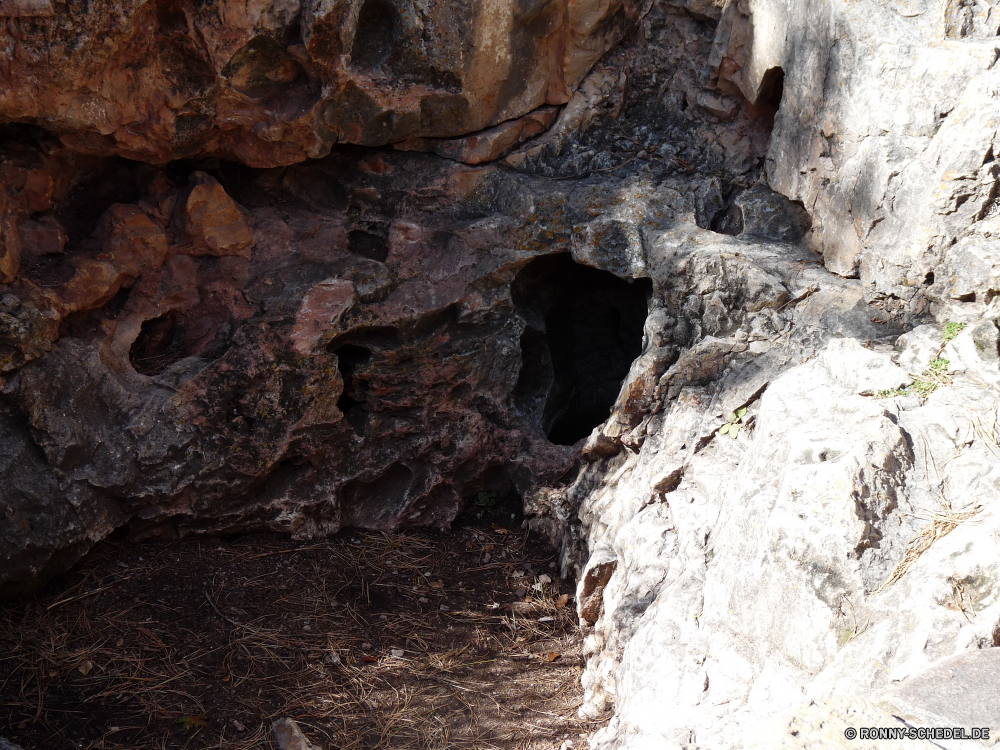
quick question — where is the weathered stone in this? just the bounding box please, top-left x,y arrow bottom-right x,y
896,324 -> 943,375
272,718 -> 321,750
178,174 -> 253,258
396,106 -> 561,165
7,2 -> 1000,749
578,546 -> 619,626
942,319 -> 1000,389
880,648 -> 1000,741
0,0 -> 645,167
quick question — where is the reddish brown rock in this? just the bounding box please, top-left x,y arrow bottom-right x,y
0,0 -> 644,167
395,106 -> 561,165
178,174 -> 253,258
0,144 -> 586,595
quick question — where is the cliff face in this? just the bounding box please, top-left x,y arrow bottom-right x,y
1,0 -> 772,596
0,0 -> 643,166
4,0 -> 1000,746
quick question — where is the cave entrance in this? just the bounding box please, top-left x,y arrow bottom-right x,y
129,312 -> 187,375
512,254 -> 652,446
333,343 -> 373,435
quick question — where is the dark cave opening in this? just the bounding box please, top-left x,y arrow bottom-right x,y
129,312 -> 187,375
350,0 -> 402,72
348,228 -> 390,262
334,343 -> 374,435
759,66 -> 785,112
511,254 -> 652,446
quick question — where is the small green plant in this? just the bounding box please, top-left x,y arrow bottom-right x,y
719,407 -> 748,439
475,491 -> 497,508
877,358 -> 951,399
942,321 -> 967,343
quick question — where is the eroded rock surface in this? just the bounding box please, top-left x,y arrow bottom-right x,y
4,0 -> 1000,748
1,0 -> 777,595
0,0 -> 646,166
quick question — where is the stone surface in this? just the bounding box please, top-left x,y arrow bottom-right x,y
0,0 -> 646,167
396,106 -> 561,165
880,648 -> 1000,745
272,718 -> 321,750
748,697 -> 938,750
5,1 -> 1000,749
897,324 -> 944,374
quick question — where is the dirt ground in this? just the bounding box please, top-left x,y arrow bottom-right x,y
0,522 -> 604,749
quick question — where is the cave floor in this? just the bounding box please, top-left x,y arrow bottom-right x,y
0,525 -> 595,750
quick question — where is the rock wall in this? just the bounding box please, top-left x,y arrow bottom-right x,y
2,0 -> 784,596
0,0 -> 645,166
4,0 -> 1000,747
522,0 -> 1000,747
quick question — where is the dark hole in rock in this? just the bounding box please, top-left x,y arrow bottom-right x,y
53,158 -> 144,243
925,271 -> 935,286
129,312 -> 187,375
0,122 -> 50,143
348,229 -> 390,262
454,466 -> 524,529
335,343 -> 373,435
710,204 -> 744,236
748,66 -> 784,130
351,0 -> 402,72
984,146 -> 995,165
955,291 -> 977,303
512,254 -> 651,446
759,66 -> 784,111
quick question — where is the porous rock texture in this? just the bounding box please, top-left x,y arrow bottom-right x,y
4,0 -> 1000,748
0,0 -> 645,166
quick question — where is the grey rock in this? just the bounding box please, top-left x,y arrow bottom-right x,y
272,717 -> 321,750
942,319 -> 1000,389
897,324 -> 944,374
733,183 -> 813,243
880,648 -> 1000,745
0,739 -> 24,750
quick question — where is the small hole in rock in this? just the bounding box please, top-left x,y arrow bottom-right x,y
512,254 -> 651,446
350,0 -> 402,73
129,312 -> 187,375
334,344 -> 373,435
759,67 -> 784,111
748,66 -> 784,129
924,271 -> 935,286
710,205 -> 744,236
348,230 -> 390,263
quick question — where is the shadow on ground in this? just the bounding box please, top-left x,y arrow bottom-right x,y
0,526 -> 598,749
